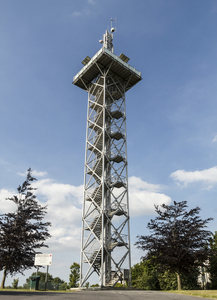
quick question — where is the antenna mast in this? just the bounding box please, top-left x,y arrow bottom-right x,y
99,18 -> 116,53
111,18 -> 116,30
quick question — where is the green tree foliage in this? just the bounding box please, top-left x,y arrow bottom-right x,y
135,201 -> 213,290
60,282 -> 68,290
131,259 -> 199,290
158,269 -> 199,290
53,276 -> 65,284
84,281 -> 90,288
157,270 -> 177,290
131,259 -> 160,290
12,279 -> 19,289
30,271 -> 53,282
23,271 -> 66,289
208,231 -> 217,289
69,262 -> 80,288
90,283 -> 99,287
115,283 -> 124,287
181,270 -> 200,290
0,168 -> 51,288
52,276 -> 66,290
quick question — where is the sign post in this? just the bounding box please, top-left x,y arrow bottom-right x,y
34,254 -> 52,290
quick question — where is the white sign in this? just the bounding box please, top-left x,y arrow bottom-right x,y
34,254 -> 52,266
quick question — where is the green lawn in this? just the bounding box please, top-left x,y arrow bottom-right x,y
0,289 -> 73,292
165,290 -> 217,299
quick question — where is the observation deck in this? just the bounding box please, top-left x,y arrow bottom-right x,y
73,47 -> 142,91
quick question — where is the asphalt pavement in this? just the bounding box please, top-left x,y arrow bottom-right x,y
0,290 -> 214,300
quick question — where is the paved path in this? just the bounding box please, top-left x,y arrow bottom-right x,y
0,290 -> 214,300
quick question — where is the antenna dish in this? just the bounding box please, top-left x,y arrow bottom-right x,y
99,39 -> 103,44
111,27 -> 115,33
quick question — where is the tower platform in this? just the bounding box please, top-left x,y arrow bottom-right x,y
73,47 -> 141,91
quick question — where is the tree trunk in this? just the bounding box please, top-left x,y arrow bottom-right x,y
176,272 -> 182,290
1,266 -> 7,289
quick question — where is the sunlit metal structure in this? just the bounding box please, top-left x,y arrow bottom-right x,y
73,25 -> 142,287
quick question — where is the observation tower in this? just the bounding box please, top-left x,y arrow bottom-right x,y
73,24 -> 142,287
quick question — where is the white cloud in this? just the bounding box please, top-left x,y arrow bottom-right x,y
0,188 -> 17,213
71,8 -> 90,18
34,178 -> 83,253
17,170 -> 47,177
72,11 -> 82,17
32,170 -> 48,177
129,176 -> 164,192
0,159 -> 9,165
17,172 -> 26,176
212,135 -> 217,142
88,0 -> 95,4
170,166 -> 217,188
35,178 -> 83,205
129,176 -> 171,217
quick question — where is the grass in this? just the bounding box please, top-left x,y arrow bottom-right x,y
0,288 -> 73,292
165,290 -> 217,299
2,288 -> 216,298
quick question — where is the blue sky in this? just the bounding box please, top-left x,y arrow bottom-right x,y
1,0 -> 217,286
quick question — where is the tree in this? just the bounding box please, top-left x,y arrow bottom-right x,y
23,271 -> 66,289
53,277 -> 65,284
131,259 -> 160,290
135,201 -> 213,290
12,278 -> 19,289
52,276 -> 66,290
0,168 -> 51,288
90,283 -> 99,287
69,262 -> 80,288
157,268 -> 199,290
59,282 -> 68,290
29,271 -> 53,282
208,231 -> 217,289
131,258 -> 199,290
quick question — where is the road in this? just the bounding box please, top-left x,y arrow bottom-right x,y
0,290 -> 214,300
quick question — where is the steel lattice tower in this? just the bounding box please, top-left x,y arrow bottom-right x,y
73,27 -> 141,287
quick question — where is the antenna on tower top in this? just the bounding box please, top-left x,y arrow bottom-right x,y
111,18 -> 116,32
99,18 -> 116,53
